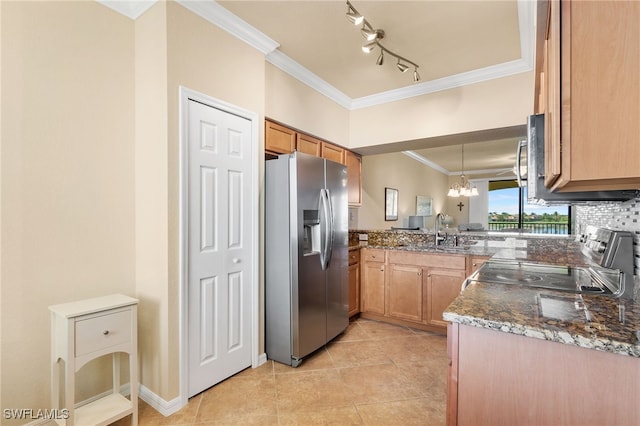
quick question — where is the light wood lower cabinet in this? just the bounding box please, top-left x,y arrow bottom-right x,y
360,248 -> 467,332
360,249 -> 386,315
447,323 -> 640,426
467,256 -> 490,276
425,269 -> 466,328
388,264 -> 423,322
348,249 -> 360,317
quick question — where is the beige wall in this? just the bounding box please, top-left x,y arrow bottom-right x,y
134,1 -> 172,402
265,64 -> 350,146
359,153 -> 449,230
349,72 -> 533,149
1,0 -> 136,418
164,1 -> 267,400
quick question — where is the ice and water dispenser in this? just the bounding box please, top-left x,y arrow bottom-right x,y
303,209 -> 321,255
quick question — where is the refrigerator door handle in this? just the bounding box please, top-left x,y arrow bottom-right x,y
319,188 -> 333,270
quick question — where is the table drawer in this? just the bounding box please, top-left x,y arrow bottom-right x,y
75,309 -> 132,357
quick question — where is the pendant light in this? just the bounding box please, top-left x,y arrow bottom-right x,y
448,145 -> 478,197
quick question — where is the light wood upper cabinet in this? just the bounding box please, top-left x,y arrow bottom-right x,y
296,133 -> 321,156
321,142 -> 346,165
265,120 -> 296,154
346,150 -> 362,206
536,0 -> 640,191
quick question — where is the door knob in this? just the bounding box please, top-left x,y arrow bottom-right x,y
232,258 -> 241,264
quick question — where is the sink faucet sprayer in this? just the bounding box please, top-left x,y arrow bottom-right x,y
435,213 -> 446,246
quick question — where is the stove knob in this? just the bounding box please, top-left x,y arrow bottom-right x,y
597,242 -> 607,253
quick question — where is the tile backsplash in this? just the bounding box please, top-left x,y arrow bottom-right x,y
574,197 -> 640,275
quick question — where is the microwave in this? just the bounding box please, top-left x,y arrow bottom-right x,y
516,114 -> 635,204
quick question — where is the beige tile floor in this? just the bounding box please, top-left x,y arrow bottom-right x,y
115,318 -> 448,425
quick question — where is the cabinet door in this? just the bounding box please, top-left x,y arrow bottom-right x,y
467,256 -> 490,276
296,133 -> 321,156
321,142 -> 346,165
265,120 -> 295,154
426,268 -> 466,328
361,261 -> 385,315
544,0 -> 561,187
348,262 -> 360,317
543,1 -> 640,191
346,150 -> 362,206
388,264 -> 423,322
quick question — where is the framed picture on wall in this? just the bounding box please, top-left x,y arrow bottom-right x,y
385,188 -> 398,221
416,195 -> 433,216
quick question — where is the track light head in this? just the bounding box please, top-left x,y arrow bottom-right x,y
346,3 -> 364,25
413,68 -> 421,82
396,61 -> 409,72
376,51 -> 384,65
362,41 -> 377,54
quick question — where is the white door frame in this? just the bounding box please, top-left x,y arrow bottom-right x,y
178,86 -> 260,407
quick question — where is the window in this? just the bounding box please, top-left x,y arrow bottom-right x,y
487,180 -> 571,234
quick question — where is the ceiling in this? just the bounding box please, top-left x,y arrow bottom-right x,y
100,0 -> 533,176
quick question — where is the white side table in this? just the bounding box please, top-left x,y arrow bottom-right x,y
50,294 -> 138,426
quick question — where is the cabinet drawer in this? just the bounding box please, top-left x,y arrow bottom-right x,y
75,309 -> 132,357
362,249 -> 385,263
348,249 -> 360,265
388,251 -> 466,270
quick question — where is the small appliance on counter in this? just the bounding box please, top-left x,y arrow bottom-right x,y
463,226 -> 636,299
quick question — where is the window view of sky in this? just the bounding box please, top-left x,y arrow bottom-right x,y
489,187 -> 568,215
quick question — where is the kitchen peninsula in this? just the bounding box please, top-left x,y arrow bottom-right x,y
441,233 -> 640,426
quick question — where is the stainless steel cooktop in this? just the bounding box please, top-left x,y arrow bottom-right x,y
463,227 -> 635,298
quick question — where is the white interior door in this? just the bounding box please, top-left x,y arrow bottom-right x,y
187,99 -> 253,397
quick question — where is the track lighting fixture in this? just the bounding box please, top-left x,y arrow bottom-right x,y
345,3 -> 364,25
345,0 -> 420,83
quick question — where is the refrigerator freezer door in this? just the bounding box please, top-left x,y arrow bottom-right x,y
324,159 -> 349,342
292,153 -> 328,361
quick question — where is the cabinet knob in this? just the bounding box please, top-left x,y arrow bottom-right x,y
418,272 -> 422,276
380,266 -> 385,271
233,258 -> 241,264
103,330 -> 110,336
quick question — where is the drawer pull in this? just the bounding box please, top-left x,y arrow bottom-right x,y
103,330 -> 110,336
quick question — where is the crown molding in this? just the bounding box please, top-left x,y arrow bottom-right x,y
265,50 -> 353,110
403,151 -> 450,175
98,0 -> 534,111
97,0 -> 157,20
176,0 -> 280,54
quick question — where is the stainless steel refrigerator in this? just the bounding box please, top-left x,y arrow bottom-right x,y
265,151 -> 348,367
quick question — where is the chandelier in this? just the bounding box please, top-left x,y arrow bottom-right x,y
345,0 -> 421,83
447,145 -> 478,197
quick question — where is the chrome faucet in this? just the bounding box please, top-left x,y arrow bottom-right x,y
435,213 -> 446,246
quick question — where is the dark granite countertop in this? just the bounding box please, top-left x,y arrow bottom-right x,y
444,282 -> 640,357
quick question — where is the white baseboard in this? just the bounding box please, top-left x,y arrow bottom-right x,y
138,384 -> 184,417
257,352 -> 267,366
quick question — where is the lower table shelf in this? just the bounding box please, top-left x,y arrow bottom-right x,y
56,393 -> 133,426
